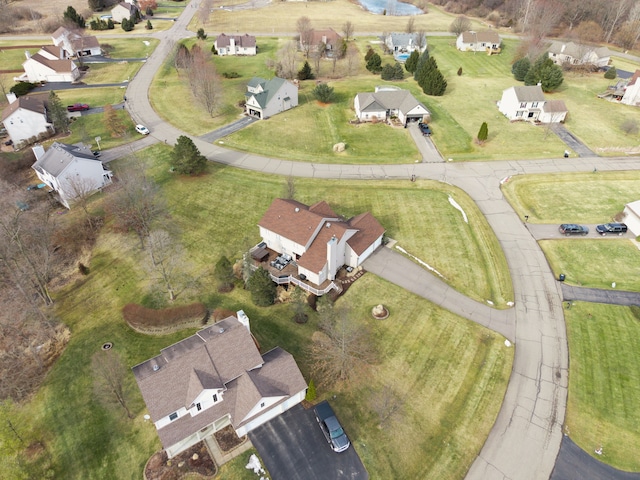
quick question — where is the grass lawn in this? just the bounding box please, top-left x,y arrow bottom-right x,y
501,171 -> 640,223
57,108 -> 137,150
99,37 -> 159,59
216,449 -> 265,479
53,87 -> 128,109
82,62 -> 142,84
564,302 -> 640,471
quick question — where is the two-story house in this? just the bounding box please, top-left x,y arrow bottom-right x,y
258,198 -> 385,287
31,142 -> 113,208
244,77 -> 298,119
17,46 -> 80,83
300,28 -> 343,57
133,311 -> 307,459
1,93 -> 54,148
52,27 -> 102,57
497,85 -> 568,123
214,33 -> 257,56
111,1 -> 139,23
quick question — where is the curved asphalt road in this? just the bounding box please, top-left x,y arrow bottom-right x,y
118,2 -> 640,479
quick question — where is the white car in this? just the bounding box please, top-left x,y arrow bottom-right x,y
135,124 -> 150,135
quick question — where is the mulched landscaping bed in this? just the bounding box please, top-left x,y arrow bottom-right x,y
213,425 -> 246,452
144,442 -> 216,480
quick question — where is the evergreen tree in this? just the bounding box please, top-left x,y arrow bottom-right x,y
524,56 -> 563,92
64,6 -> 85,28
146,6 -> 154,16
107,18 -> 114,29
477,122 -> 488,143
297,60 -> 314,80
381,63 -> 395,80
364,46 -> 374,61
196,28 -> 207,40
404,50 -> 419,73
171,135 -> 208,175
457,67 -> 463,76
604,66 -> 617,79
145,20 -> 153,30
366,53 -> 382,73
121,18 -> 134,31
392,62 -> 404,80
214,255 -> 234,292
88,0 -> 105,11
247,267 -> 276,307
312,83 -> 334,103
512,57 -> 531,81
47,91 -> 70,134
416,56 -> 447,96
413,48 -> 430,80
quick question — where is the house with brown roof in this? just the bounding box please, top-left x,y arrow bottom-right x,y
15,46 -> 80,83
497,85 -> 568,123
52,27 -> 102,57
1,93 -> 54,148
214,33 -> 257,56
456,31 -> 502,53
133,311 -> 307,459
258,198 -> 385,287
300,28 -> 343,57
621,70 -> 640,106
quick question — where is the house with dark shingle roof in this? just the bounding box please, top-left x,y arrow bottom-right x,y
547,41 -> 610,68
214,33 -> 256,56
1,93 -> 53,148
245,76 -> 298,119
16,46 -> 80,83
111,1 -> 139,23
456,31 -> 502,52
384,32 -> 427,55
300,28 -> 343,57
31,142 -> 112,208
498,85 -> 567,123
133,312 -> 307,459
354,86 -> 430,125
258,198 -> 385,287
52,27 -> 102,57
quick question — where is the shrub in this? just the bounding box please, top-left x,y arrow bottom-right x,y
313,83 -> 335,103
297,60 -> 314,80
10,82 -> 37,97
122,303 -> 208,332
604,66 -> 617,79
196,28 -> 207,40
477,121 -> 488,143
222,71 -> 240,78
457,67 -> 462,76
78,263 -> 90,275
145,20 -> 153,30
366,53 -> 382,73
364,46 -> 374,61
305,379 -> 317,402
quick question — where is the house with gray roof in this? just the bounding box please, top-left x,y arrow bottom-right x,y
31,142 -> 112,208
214,33 -> 256,56
547,41 -> 611,68
456,31 -> 502,52
133,312 -> 307,459
498,85 -> 568,123
1,93 -> 53,149
354,86 -> 430,125
384,32 -> 427,56
245,77 -> 298,119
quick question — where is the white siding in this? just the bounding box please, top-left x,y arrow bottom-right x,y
623,202 -> 640,236
3,109 -> 53,147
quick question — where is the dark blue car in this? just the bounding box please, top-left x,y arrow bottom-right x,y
314,401 -> 350,453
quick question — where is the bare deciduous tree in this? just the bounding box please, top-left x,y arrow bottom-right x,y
297,16 -> 313,58
284,175 -> 296,199
65,175 -> 100,229
92,349 -> 134,419
405,16 -> 415,33
370,382 -> 405,427
601,0 -> 632,43
449,16 -> 471,36
342,21 -> 354,42
145,229 -> 184,301
187,45 -> 221,117
197,0 -> 212,26
346,42 -> 359,76
277,40 -> 299,79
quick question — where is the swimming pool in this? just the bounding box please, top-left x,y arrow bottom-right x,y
396,53 -> 410,62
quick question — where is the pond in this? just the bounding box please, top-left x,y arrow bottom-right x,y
357,0 -> 424,16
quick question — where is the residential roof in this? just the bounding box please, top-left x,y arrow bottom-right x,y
216,33 -> 256,48
307,28 -> 342,47
132,317 -> 306,449
25,52 -> 75,74
113,1 -> 138,13
297,220 -> 349,273
460,31 -> 501,44
627,70 -> 640,87
245,77 -> 288,109
1,94 -> 48,122
347,212 -> 385,255
510,85 -> 545,102
32,142 -> 99,177
386,32 -> 426,48
356,89 -> 429,116
41,45 -> 63,58
51,26 -> 68,40
70,34 -> 100,52
547,41 -> 611,60
542,99 -> 567,113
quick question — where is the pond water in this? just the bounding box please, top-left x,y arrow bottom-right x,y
357,0 -> 424,16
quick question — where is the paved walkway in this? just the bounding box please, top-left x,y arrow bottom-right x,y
204,435 -> 254,467
114,3 -> 640,479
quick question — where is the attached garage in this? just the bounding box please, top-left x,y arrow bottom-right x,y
622,200 -> 640,236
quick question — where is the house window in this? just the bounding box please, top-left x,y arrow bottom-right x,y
516,111 -> 523,117
532,102 -> 538,108
519,102 -> 527,108
196,403 -> 202,411
169,412 -> 178,421
260,402 -> 265,408
213,394 -> 218,403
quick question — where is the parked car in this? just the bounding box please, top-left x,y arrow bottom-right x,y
595,223 -> 627,235
67,103 -> 90,112
558,224 -> 589,236
314,401 -> 350,453
135,124 -> 150,135
418,122 -> 432,136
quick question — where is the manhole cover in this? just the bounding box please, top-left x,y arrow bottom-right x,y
102,342 -> 113,351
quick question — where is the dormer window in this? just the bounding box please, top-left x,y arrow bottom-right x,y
213,394 -> 218,403
169,412 -> 178,421
260,402 -> 265,408
196,403 -> 202,411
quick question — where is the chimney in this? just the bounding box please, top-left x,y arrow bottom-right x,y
237,310 -> 250,333
6,92 -> 17,104
32,144 -> 45,161
560,44 -> 565,53
25,50 -> 31,60
326,235 -> 339,281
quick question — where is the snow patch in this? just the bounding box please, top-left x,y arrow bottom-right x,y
245,454 -> 267,477
143,41 -> 150,46
448,195 -> 468,224
504,340 -> 512,347
395,246 -> 445,279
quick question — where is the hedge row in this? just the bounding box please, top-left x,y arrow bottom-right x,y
123,303 -> 208,335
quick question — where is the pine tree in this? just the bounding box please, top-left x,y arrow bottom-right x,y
413,48 -> 430,80
524,56 -> 563,92
477,122 -> 488,143
392,62 -> 404,80
366,53 -> 382,73
381,63 -> 395,80
196,28 -> 207,40
247,267 -> 276,307
64,6 -> 85,28
312,83 -> 334,103
457,67 -> 463,76
171,135 -> 208,175
604,66 -> 617,79
512,57 -> 531,81
416,56 -> 447,96
364,46 -> 374,61
145,20 -> 153,30
107,18 -> 114,29
214,255 -> 234,292
297,61 -> 314,80
404,50 -> 419,73
47,91 -> 70,134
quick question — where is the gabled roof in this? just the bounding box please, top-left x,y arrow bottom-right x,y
245,77 -> 288,108
1,94 -> 48,122
460,31 -> 501,44
509,85 -> 545,102
51,26 -> 68,40
548,41 -> 610,60
113,1 -> 138,13
627,70 -> 640,87
216,33 -> 256,48
307,28 -> 342,47
25,52 -> 75,73
386,32 -> 426,48
356,89 -> 429,116
297,220 -> 350,273
347,212 -> 385,255
542,99 -> 567,113
32,142 -> 98,177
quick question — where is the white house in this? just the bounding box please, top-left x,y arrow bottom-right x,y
622,200 -> 640,236
384,32 -> 427,55
547,41 -> 610,68
17,47 -> 80,83
214,34 -> 257,56
52,27 -> 102,57
245,77 -> 298,119
31,142 -> 113,209
497,85 -> 568,123
258,198 -> 385,287
111,1 -> 139,23
133,312 -> 307,459
1,93 -> 53,148
621,70 -> 640,106
456,31 -> 502,52
354,86 -> 430,125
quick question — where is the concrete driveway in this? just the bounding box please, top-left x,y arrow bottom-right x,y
248,404 -> 368,480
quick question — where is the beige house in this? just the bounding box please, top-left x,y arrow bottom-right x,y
1,93 -> 54,148
354,86 -> 430,125
547,41 -> 611,68
111,1 -> 139,23
456,31 -> 502,52
133,312 -> 307,459
214,34 -> 257,56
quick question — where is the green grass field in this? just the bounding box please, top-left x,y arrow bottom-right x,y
565,302 -> 640,471
82,62 -> 142,84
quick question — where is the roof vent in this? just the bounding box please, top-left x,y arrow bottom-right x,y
218,327 -> 225,334
152,364 -> 159,371
326,223 -> 331,228
295,207 -> 299,212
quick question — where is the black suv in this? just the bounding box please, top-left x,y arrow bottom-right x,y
595,223 -> 628,235
418,122 -> 432,136
314,401 -> 350,453
558,224 -> 589,236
